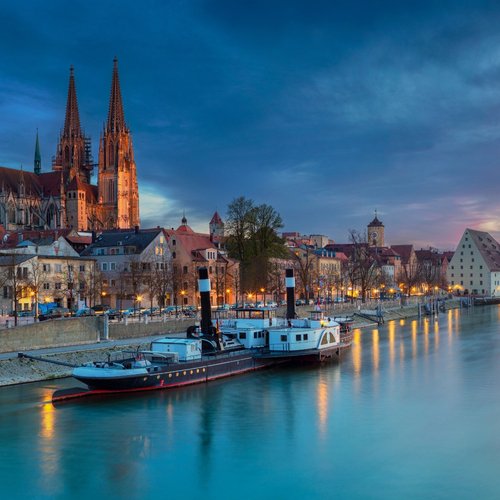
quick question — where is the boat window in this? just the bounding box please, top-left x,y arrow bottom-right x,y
280,335 -> 287,342
304,334 -> 308,341
296,334 -> 302,341
254,332 -> 258,339
329,332 -> 335,343
239,332 -> 247,339
321,334 -> 329,345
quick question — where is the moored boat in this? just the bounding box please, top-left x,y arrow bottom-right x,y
53,268 -> 278,402
221,269 -> 352,363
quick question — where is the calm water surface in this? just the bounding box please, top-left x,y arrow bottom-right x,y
0,306 -> 499,499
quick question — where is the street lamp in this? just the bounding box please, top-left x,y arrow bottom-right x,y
135,294 -> 142,316
226,288 -> 231,307
180,290 -> 186,312
260,287 -> 265,307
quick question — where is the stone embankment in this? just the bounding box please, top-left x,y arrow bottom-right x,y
0,299 -> 463,387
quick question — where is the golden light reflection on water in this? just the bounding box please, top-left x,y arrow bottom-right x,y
411,320 -> 418,359
351,329 -> 362,394
372,329 -> 379,373
388,321 -> 396,368
434,317 -> 440,350
38,390 -> 60,487
40,393 -> 55,440
317,378 -> 329,436
447,310 -> 454,345
423,319 -> 429,355
352,329 -> 362,376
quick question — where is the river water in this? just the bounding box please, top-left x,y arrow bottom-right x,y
0,306 -> 499,499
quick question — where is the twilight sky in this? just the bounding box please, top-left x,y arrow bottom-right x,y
1,0 -> 500,250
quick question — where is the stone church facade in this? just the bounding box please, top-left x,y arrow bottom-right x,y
0,59 -> 139,232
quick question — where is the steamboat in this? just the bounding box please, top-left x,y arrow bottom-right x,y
42,268 -> 352,402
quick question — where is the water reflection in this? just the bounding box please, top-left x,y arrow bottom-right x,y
1,306 -> 499,499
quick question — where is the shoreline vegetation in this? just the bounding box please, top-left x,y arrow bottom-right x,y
0,299 -> 465,388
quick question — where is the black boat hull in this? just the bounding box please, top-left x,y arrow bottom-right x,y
60,351 -> 277,401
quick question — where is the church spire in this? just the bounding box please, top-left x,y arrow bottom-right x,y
106,57 -> 126,133
63,66 -> 81,137
34,129 -> 41,175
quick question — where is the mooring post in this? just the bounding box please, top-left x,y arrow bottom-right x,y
101,314 -> 109,341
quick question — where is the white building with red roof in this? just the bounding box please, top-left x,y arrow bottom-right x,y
447,228 -> 500,296
165,214 -> 239,307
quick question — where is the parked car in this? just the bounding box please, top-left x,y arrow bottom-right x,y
295,299 -> 306,306
75,308 -> 95,317
18,311 -> 34,317
91,304 -> 110,315
39,307 -> 71,321
266,301 -> 278,308
104,308 -> 120,320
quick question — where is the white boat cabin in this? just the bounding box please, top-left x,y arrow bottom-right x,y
268,311 -> 341,353
151,338 -> 202,361
217,308 -> 279,349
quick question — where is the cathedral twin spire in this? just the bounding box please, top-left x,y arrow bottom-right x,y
107,58 -> 126,133
63,66 -> 82,138
40,59 -> 139,230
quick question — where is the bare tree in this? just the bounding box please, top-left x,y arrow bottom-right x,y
348,229 -> 380,302
291,246 -> 316,302
0,254 -> 30,325
26,259 -> 48,318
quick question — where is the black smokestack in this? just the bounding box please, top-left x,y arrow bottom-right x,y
198,267 -> 212,334
286,269 -> 296,319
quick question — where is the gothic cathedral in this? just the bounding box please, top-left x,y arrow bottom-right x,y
0,59 -> 140,232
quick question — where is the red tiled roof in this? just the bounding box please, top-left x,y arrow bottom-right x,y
467,229 -> 500,272
0,166 -> 42,196
166,228 -> 217,254
38,171 -> 63,197
210,211 -> 223,224
390,245 -> 414,264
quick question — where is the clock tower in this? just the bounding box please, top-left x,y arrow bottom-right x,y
367,211 -> 384,247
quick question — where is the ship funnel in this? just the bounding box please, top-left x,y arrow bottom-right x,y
285,268 -> 296,319
198,267 -> 213,334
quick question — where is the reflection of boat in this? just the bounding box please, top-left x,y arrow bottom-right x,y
53,268 -> 277,402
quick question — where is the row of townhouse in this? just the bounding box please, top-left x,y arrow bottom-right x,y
0,253 -> 97,314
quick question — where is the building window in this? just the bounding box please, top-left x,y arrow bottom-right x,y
79,265 -> 85,272
55,283 -> 62,290
43,264 -> 51,272
172,252 -> 176,259
183,266 -> 188,274
110,262 -> 116,271
43,283 -> 50,290
102,263 -> 108,271
55,264 -> 62,273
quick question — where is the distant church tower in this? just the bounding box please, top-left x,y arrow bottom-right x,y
209,211 -> 224,240
367,211 -> 384,247
34,130 -> 41,175
53,66 -> 93,182
98,58 -> 140,229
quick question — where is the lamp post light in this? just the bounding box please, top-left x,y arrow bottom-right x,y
135,294 -> 142,316
226,288 -> 231,307
260,287 -> 265,307
180,290 -> 186,312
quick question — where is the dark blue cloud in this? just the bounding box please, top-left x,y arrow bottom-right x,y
1,0 -> 500,249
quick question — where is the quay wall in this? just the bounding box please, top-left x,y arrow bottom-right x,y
109,318 -> 192,339
0,316 -> 101,354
